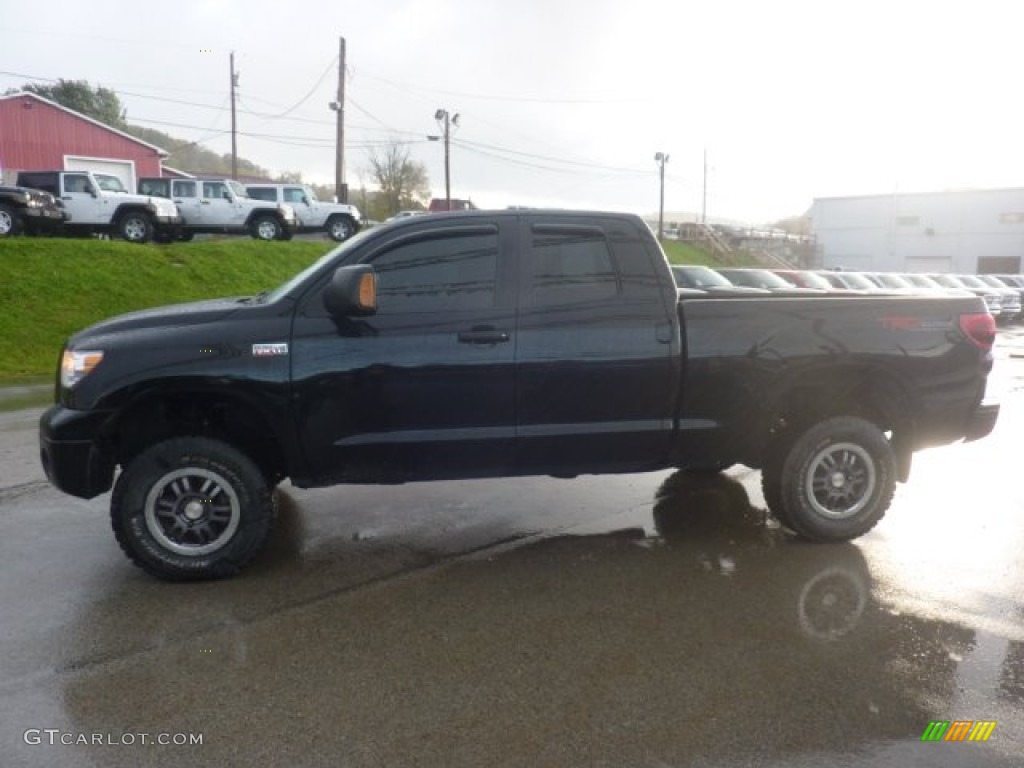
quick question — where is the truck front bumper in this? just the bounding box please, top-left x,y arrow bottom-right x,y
39,405 -> 116,499
24,206 -> 68,232
963,399 -> 1000,443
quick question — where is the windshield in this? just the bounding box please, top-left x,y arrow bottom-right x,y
304,187 -> 319,203
94,174 -> 127,192
957,275 -> 986,289
672,266 -> 733,289
903,274 -> 940,289
783,271 -> 831,289
260,229 -> 374,303
228,180 -> 248,198
928,274 -> 961,288
872,273 -> 912,289
976,275 -> 1006,288
720,269 -> 791,289
838,273 -> 879,290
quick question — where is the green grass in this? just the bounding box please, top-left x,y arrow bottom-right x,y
659,240 -> 722,266
0,238 -> 332,380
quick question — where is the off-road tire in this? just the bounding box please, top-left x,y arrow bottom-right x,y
118,211 -> 154,243
770,417 -> 895,542
326,215 -> 356,242
111,437 -> 276,581
251,215 -> 282,241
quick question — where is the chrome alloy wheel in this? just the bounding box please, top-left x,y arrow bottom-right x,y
804,442 -> 877,520
144,468 -> 241,556
256,219 -> 279,240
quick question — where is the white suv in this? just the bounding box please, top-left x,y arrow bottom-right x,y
16,170 -> 181,243
138,177 -> 298,241
246,183 -> 361,241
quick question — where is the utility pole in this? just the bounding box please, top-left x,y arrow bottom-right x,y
335,37 -> 347,203
655,152 -> 669,240
701,148 -> 708,225
428,109 -> 458,209
230,52 -> 238,180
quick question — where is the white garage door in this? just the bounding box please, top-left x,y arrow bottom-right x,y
63,156 -> 136,191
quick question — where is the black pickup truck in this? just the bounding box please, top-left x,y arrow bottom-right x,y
38,210 -> 999,580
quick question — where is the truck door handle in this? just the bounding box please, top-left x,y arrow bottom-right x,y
458,327 -> 510,345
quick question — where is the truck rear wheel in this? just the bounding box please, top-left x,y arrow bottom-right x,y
251,216 -> 282,241
118,212 -> 153,243
110,437 -> 276,581
0,204 -> 22,236
326,215 -> 356,242
766,416 -> 895,541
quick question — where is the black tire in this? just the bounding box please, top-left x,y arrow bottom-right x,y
110,437 -> 276,581
769,416 -> 895,542
276,229 -> 293,241
0,204 -> 23,237
326,215 -> 356,242
251,215 -> 282,241
178,231 -> 195,242
118,212 -> 153,243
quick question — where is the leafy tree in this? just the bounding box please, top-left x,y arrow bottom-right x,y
364,142 -> 430,218
17,80 -> 125,127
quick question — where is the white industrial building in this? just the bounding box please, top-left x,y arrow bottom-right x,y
811,188 -> 1024,274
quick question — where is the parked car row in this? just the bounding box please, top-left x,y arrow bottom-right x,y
0,171 -> 363,244
670,266 -> 1024,324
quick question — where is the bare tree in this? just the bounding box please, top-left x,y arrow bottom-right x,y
365,142 -> 430,217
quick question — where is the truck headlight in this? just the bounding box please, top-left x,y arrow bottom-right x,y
61,349 -> 104,389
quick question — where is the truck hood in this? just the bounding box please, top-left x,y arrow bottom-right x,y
70,297 -> 249,343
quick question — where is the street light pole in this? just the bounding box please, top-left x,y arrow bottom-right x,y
429,108 -> 458,210
654,152 -> 669,239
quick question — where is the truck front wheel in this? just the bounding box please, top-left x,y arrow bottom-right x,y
0,204 -> 22,237
118,212 -> 154,243
251,216 -> 282,241
766,416 -> 895,542
110,437 -> 276,581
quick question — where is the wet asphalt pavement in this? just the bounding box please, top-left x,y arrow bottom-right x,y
2,335 -> 1023,767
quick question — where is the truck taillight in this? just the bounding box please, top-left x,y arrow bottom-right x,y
959,312 -> 996,350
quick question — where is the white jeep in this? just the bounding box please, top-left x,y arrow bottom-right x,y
245,183 -> 362,241
138,177 -> 298,241
16,170 -> 181,243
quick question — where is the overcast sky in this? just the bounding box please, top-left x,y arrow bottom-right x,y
3,0 -> 1022,223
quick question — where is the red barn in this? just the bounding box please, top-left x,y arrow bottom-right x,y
0,91 -> 168,190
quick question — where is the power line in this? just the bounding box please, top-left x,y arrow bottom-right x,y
243,56 -> 338,121
357,68 -> 651,105
453,138 -> 650,176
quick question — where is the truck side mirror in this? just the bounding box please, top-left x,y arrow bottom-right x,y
323,264 -> 377,317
